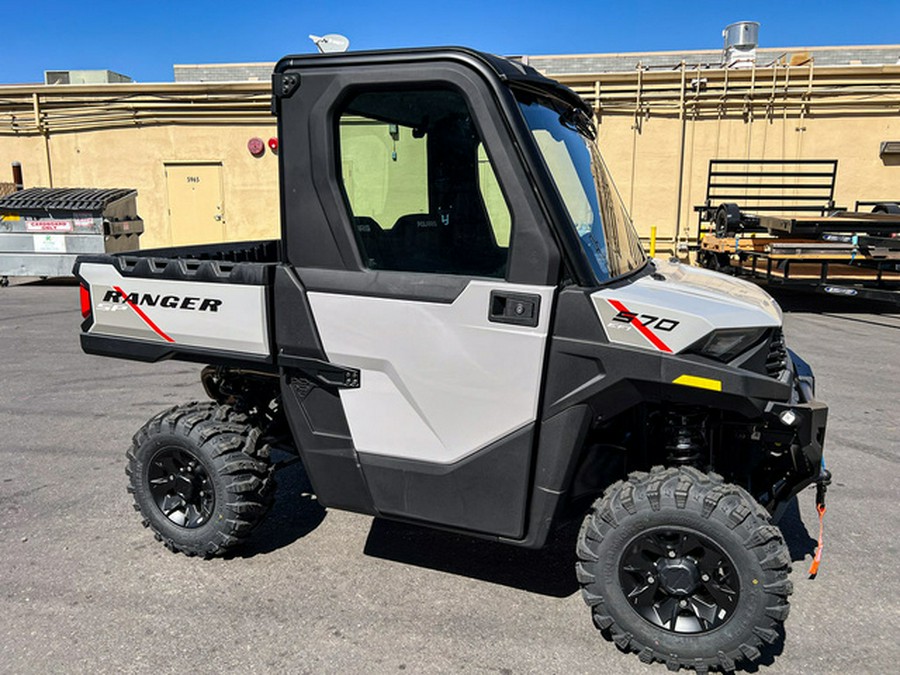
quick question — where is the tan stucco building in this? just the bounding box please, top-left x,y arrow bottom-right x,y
1,44 -> 898,254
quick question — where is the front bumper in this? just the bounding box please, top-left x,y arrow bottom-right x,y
764,349 -> 829,520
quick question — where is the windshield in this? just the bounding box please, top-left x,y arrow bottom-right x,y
517,95 -> 646,283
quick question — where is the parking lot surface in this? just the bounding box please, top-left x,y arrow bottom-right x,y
1,280 -> 898,674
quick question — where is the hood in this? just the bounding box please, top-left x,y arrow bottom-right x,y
590,259 -> 782,355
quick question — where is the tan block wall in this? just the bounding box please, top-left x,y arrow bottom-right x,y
0,135 -> 50,190
563,64 -> 900,253
0,124 -> 279,249
1,64 -> 898,256
596,111 -> 899,251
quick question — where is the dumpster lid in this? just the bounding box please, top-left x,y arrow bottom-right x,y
0,187 -> 136,213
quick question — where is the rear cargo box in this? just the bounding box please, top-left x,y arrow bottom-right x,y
75,245 -> 276,367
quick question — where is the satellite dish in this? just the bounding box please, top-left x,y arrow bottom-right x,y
309,34 -> 350,54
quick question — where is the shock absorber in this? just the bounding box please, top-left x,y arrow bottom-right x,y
664,410 -> 707,466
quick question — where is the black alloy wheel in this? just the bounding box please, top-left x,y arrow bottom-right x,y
576,467 -> 792,673
147,446 -> 215,528
127,401 -> 275,557
619,527 -> 740,634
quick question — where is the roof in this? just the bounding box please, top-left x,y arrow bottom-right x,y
173,44 -> 900,82
522,44 -> 900,75
0,188 -> 136,212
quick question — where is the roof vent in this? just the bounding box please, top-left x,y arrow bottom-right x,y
43,70 -> 133,85
722,21 -> 759,69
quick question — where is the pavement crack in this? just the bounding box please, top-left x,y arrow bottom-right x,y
817,313 -> 900,331
828,433 -> 900,465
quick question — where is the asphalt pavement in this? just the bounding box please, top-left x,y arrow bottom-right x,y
1,279 -> 898,674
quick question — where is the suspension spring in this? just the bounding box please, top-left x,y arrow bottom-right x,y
664,410 -> 707,466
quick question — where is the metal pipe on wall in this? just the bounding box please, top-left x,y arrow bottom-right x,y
32,93 -> 53,188
628,63 -> 644,214
674,62 -> 688,252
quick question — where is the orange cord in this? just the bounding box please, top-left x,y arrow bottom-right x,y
808,503 -> 826,577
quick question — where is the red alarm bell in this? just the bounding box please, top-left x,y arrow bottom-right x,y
247,137 -> 265,156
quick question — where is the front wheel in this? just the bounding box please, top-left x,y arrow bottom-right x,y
576,467 -> 792,673
126,402 -> 275,557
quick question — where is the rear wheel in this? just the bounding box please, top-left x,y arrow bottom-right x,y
714,203 -> 742,238
576,467 -> 791,673
127,401 -> 275,557
872,202 -> 900,215
699,250 -> 731,273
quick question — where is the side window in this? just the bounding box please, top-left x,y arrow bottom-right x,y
339,120 -> 428,232
337,88 -> 511,278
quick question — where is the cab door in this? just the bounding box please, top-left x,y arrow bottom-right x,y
278,59 -> 562,537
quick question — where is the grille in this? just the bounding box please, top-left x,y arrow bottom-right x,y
765,328 -> 789,378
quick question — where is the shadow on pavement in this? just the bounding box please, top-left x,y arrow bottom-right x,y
2,276 -> 79,287
777,496 -> 818,563
233,452 -> 327,558
363,517 -> 580,598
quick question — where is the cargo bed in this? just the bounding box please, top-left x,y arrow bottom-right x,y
75,240 -> 280,368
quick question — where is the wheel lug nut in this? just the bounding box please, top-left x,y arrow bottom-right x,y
701,573 -> 710,582
668,550 -> 676,558
679,599 -> 688,608
647,576 -> 655,584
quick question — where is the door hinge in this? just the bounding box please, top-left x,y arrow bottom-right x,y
278,351 -> 360,389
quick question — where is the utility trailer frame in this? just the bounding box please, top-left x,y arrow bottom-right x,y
693,158 -> 900,304
758,211 -> 900,238
699,233 -> 900,305
693,158 -> 842,243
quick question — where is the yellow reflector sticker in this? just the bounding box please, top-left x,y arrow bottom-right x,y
673,375 -> 722,392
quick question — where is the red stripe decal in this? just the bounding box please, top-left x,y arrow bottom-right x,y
113,285 -> 175,343
607,299 -> 673,353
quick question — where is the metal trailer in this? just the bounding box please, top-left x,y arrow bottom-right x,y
692,158 -> 841,242
699,233 -> 900,305
692,159 -> 900,304
0,188 -> 142,286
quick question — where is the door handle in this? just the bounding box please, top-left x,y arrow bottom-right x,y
489,291 -> 541,327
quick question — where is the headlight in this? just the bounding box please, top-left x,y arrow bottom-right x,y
692,327 -> 767,362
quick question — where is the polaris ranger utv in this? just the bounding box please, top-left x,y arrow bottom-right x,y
75,48 -> 830,673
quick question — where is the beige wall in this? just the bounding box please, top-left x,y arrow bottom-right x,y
595,111 -> 900,251
0,83 -> 278,249
0,124 -> 279,249
561,64 -> 900,252
63,125 -> 276,248
1,63 -> 898,254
